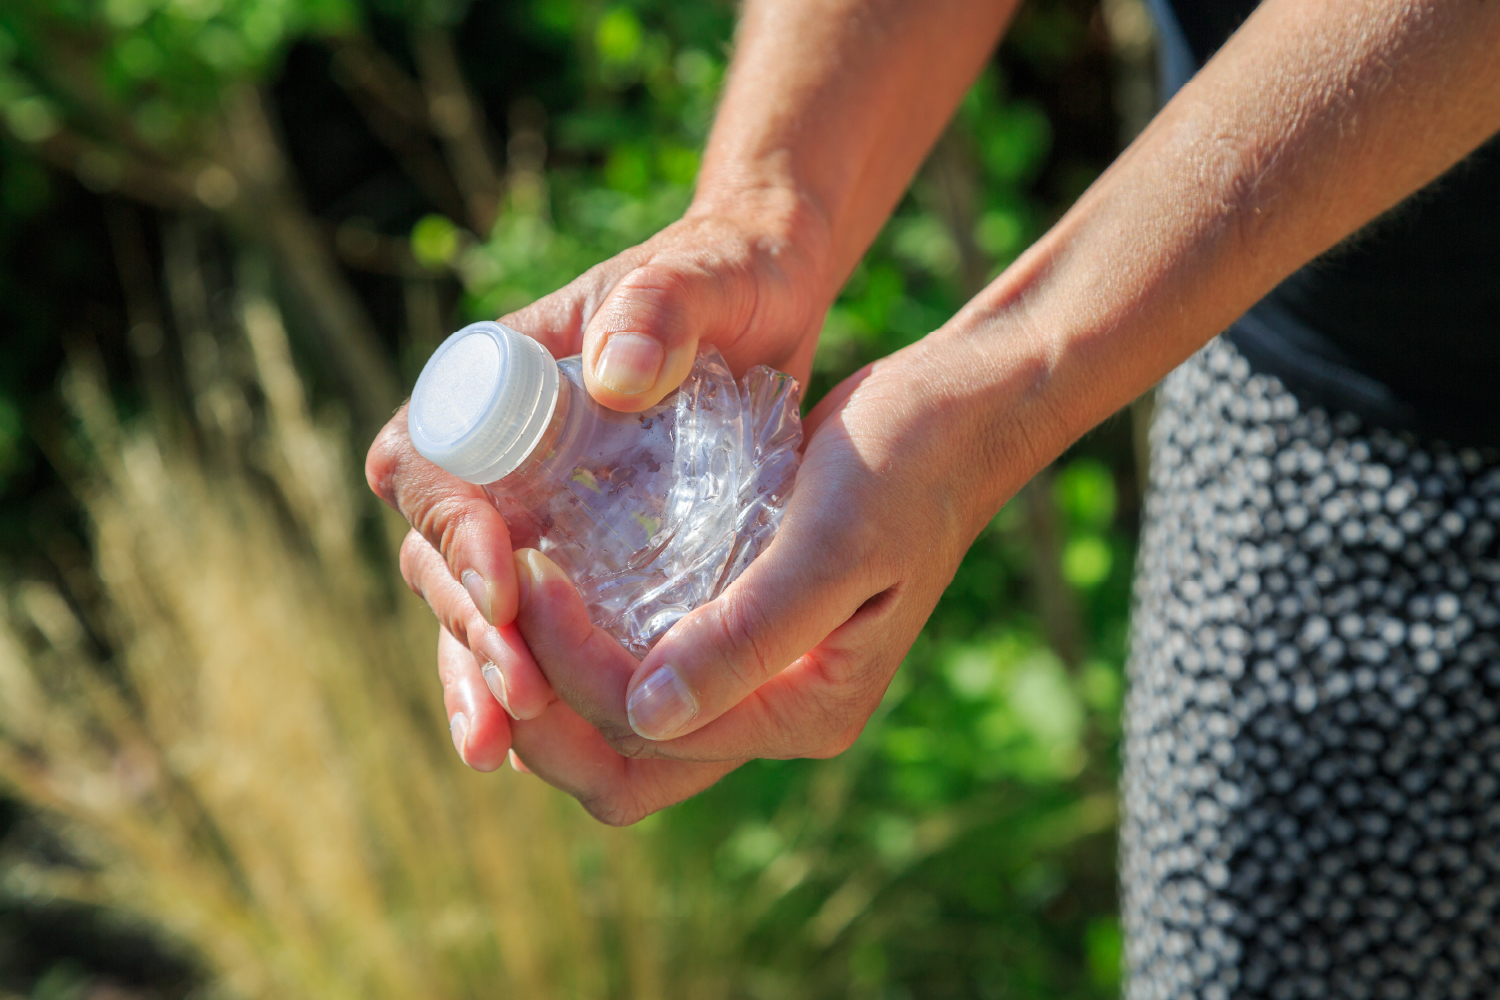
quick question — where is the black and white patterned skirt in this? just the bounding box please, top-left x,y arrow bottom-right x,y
1121,337 -> 1500,1000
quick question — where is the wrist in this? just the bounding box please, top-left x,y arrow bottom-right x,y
917,324 -> 1068,520
685,174 -> 838,308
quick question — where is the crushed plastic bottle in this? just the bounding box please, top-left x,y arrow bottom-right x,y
408,321 -> 802,656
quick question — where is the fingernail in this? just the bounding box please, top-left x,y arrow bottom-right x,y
508,749 -> 531,773
595,333 -> 663,396
513,552 -> 533,607
450,712 -> 470,764
462,569 -> 493,624
482,662 -> 512,716
515,549 -> 569,609
627,664 -> 698,741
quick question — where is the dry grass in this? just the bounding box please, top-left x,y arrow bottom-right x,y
0,291 -> 686,999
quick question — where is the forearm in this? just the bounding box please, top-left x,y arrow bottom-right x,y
943,0 -> 1500,503
689,0 -> 1019,300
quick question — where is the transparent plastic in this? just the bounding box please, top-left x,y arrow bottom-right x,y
409,324 -> 802,657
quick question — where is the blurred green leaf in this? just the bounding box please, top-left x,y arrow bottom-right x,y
1081,658 -> 1123,714
977,101 -> 1052,184
1086,916 -> 1124,988
656,143 -> 699,186
30,963 -> 89,1000
604,142 -> 651,194
975,207 -> 1026,258
945,645 -> 1000,701
891,212 -> 960,278
1009,1 -> 1088,76
1,154 -> 50,216
868,812 -> 918,866
1054,457 -> 1118,530
115,35 -> 163,77
673,47 -> 716,91
529,0 -> 576,36
1062,535 -> 1112,588
883,726 -> 939,765
411,214 -> 462,268
849,941 -> 888,986
718,821 -> 783,876
4,96 -> 59,143
1008,651 -> 1083,750
595,6 -> 643,66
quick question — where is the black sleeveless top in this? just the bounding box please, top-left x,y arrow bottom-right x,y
1163,0 -> 1500,445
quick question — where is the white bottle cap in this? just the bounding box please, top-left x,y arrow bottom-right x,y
407,321 -> 561,485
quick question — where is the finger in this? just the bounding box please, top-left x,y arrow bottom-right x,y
623,456 -> 894,744
580,260 -> 759,412
508,544 -> 868,762
657,569 -> 923,760
510,548 -> 642,746
438,626 -> 511,772
367,404 -> 519,627
401,529 -> 553,720
508,698 -> 742,826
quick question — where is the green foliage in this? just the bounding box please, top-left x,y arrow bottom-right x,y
0,393 -> 22,493
0,147 -> 49,215
1057,459 -> 1120,587
453,1 -> 727,319
1,0 -> 355,149
1086,916 -> 1125,989
411,212 -> 462,268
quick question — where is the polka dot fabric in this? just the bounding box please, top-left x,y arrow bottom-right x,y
1122,338 -> 1500,1000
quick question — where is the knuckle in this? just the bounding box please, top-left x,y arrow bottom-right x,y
422,585 -> 488,654
435,634 -> 465,688
593,264 -> 698,343
442,610 -> 471,650
790,650 -> 881,759
412,495 -> 482,566
579,790 -> 645,828
364,407 -> 409,505
812,723 -> 864,759
604,731 -> 654,758
381,455 -> 497,572
619,261 -> 694,299
397,530 -> 429,597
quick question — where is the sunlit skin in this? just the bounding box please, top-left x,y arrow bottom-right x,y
367,0 -> 1500,816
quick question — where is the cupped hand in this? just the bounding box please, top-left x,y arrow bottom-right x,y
501,201 -> 831,409
365,204 -> 835,761
398,329 -> 1046,823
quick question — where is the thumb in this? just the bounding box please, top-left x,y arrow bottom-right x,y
581,261 -> 756,412
622,499 -> 886,743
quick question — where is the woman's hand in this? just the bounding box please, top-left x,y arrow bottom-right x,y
396,327 -> 1049,822
365,202 -> 835,753
500,197 -> 833,410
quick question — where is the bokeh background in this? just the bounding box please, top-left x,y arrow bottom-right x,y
0,0 -> 1158,996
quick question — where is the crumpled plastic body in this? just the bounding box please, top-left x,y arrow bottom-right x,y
484,346 -> 802,658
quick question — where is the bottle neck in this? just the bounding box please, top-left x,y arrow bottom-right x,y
489,367 -> 577,488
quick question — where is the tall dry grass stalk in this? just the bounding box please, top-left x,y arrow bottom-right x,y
0,290 -> 681,999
